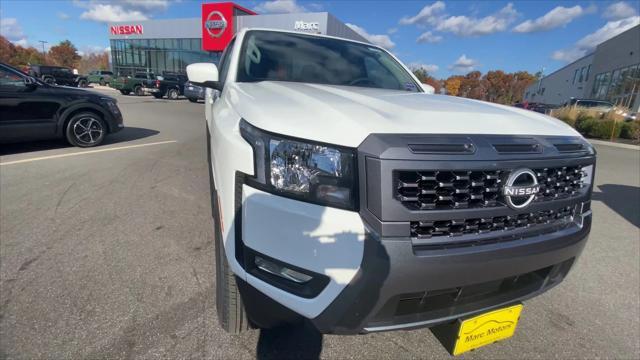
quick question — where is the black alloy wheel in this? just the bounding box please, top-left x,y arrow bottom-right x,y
66,112 -> 106,147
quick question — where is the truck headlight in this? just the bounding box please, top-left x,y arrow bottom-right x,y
240,119 -> 357,210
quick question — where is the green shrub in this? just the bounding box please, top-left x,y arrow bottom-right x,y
620,121 -> 640,141
575,117 -> 597,135
587,119 -> 622,139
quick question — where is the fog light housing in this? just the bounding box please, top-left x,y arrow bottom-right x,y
255,256 -> 312,284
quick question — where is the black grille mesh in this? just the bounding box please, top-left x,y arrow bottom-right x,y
410,206 -> 576,239
396,165 -> 585,210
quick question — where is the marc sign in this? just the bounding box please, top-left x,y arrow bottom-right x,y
110,25 -> 143,35
294,21 -> 320,31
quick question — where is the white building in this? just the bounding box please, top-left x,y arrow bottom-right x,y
524,25 -> 640,112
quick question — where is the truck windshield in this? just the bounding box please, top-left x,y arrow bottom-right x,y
237,31 -> 420,92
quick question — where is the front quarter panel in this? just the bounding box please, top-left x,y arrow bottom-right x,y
209,83 -> 254,278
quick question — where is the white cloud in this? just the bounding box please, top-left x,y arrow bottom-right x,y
13,38 -> 29,47
345,23 -> 395,50
254,0 -> 307,14
409,62 -> 439,73
57,12 -> 70,20
435,3 -> 519,36
604,1 -> 638,20
513,5 -> 594,33
400,1 -> 446,26
121,0 -> 170,11
75,1 -> 172,23
80,4 -> 148,22
400,2 -> 518,37
0,17 -> 26,41
416,31 -> 442,43
449,54 -> 480,72
387,27 -> 398,34
552,16 -> 640,62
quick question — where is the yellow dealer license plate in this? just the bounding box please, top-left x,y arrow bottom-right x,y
453,304 -> 523,355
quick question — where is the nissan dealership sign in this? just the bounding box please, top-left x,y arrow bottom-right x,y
205,11 -> 228,38
201,3 -> 255,51
110,25 -> 143,35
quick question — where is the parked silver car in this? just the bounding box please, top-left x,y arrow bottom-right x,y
184,81 -> 204,103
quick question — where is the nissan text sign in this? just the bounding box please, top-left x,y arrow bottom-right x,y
110,25 -> 143,35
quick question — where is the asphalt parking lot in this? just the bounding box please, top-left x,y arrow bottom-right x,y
1,88 -> 639,359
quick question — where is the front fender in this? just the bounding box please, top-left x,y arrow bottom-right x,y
57,102 -> 111,135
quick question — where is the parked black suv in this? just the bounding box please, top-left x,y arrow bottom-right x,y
26,64 -> 88,87
0,63 -> 123,147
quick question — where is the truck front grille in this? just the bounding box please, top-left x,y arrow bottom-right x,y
396,165 -> 585,210
410,205 -> 576,239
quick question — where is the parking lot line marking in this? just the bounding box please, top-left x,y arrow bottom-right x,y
0,140 -> 178,166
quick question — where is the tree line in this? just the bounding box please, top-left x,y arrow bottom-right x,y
0,35 -> 109,75
413,68 -> 540,105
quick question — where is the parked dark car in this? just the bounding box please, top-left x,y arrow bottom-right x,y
564,98 -> 614,112
0,63 -> 123,147
26,64 -> 88,87
87,70 -> 114,86
144,73 -> 188,100
111,72 -> 155,96
183,81 -> 204,102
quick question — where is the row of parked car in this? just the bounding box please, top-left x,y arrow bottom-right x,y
20,64 -> 205,103
109,72 -> 204,102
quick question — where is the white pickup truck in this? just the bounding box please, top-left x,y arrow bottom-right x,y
187,29 -> 595,354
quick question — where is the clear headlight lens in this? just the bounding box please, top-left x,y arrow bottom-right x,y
241,120 -> 357,210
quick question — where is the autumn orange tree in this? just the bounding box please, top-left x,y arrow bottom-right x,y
0,35 -> 45,68
444,70 -> 537,105
77,52 -> 110,74
48,40 -> 81,68
444,76 -> 463,96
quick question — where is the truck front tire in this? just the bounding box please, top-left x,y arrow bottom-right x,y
134,85 -> 144,96
208,126 -> 251,334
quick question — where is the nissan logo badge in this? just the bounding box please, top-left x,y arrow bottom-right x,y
205,11 -> 227,38
503,168 -> 540,210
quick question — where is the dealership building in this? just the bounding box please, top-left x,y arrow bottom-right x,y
107,2 -> 367,77
524,25 -> 640,112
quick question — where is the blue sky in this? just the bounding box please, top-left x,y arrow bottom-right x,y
1,0 -> 639,78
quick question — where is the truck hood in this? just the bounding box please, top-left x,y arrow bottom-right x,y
229,81 -> 580,147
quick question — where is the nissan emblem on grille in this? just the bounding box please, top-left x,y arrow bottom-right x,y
503,168 -> 540,210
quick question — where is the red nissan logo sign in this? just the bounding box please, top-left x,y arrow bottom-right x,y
205,11 -> 228,38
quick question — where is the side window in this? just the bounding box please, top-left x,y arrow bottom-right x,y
218,37 -> 236,86
0,68 -> 25,89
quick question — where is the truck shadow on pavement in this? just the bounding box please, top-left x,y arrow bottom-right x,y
592,184 -> 640,228
0,127 -> 159,156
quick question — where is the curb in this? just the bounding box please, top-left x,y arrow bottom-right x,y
588,139 -> 640,151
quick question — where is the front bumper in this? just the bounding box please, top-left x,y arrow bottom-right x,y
238,183 -> 591,334
143,87 -> 160,94
311,214 -> 590,334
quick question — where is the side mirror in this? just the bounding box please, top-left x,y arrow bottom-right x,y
421,83 -> 435,94
24,76 -> 38,88
187,63 -> 220,90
